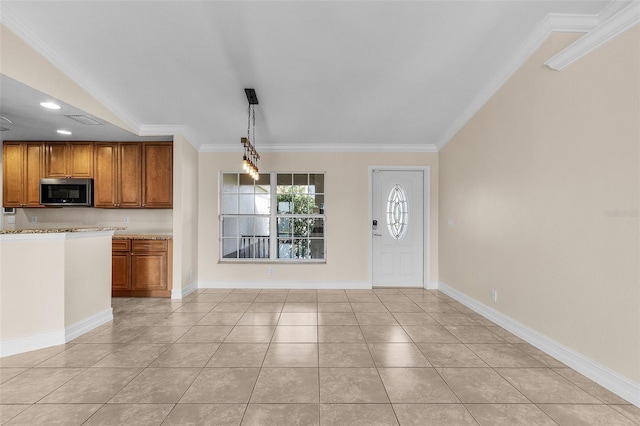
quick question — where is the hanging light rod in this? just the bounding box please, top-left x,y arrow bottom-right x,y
245,88 -> 259,105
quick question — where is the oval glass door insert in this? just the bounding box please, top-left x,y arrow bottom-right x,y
386,184 -> 408,240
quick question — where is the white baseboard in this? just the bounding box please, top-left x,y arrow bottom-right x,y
0,308 -> 113,358
65,308 -> 113,342
425,281 -> 439,290
0,329 -> 65,358
172,281 -> 198,299
438,281 -> 640,407
198,280 -> 372,290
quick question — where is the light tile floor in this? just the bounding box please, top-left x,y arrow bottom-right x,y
1,288 -> 639,425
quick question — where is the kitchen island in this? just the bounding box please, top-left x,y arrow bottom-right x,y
0,227 -> 121,357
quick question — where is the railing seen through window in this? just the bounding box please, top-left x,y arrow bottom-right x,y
220,172 -> 325,261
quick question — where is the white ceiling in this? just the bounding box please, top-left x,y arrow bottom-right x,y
0,1 -> 621,152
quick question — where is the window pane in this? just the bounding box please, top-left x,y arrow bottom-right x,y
222,239 -> 238,259
221,194 -> 238,214
255,217 -> 270,236
240,235 -> 270,259
238,216 -> 254,236
315,195 -> 325,213
239,194 -> 255,214
310,239 -> 325,259
293,239 -> 311,259
278,239 -> 293,258
277,193 -> 293,213
294,173 -> 308,186
278,217 -> 292,237
222,217 -> 238,237
223,173 -> 238,193
294,218 -> 313,237
277,174 -> 292,186
255,194 -> 270,214
310,174 -> 324,193
311,218 -> 324,237
239,174 -> 254,193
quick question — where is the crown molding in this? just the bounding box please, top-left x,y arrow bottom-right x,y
0,9 -> 143,135
545,1 -> 640,71
199,143 -> 438,153
436,13 -> 599,151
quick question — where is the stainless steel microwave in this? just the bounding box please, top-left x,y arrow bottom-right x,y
40,178 -> 93,206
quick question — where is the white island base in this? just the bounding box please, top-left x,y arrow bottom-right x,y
0,229 -> 115,357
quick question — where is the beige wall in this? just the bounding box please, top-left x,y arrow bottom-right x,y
198,151 -> 438,286
64,234 -> 112,326
439,29 -> 640,381
172,134 -> 199,295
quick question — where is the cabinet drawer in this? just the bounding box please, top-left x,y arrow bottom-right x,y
112,239 -> 131,251
132,240 -> 167,252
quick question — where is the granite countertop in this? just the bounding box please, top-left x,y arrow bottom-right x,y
113,234 -> 173,240
0,227 -> 126,235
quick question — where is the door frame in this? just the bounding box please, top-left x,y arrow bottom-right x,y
369,166 -> 431,289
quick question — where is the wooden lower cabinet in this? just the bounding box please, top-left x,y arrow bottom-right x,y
112,238 -> 172,297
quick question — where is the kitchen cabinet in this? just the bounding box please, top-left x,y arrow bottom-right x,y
112,237 -> 172,297
142,143 -> 173,208
2,141 -> 44,208
94,142 -> 172,209
44,142 -> 94,178
94,143 -> 142,208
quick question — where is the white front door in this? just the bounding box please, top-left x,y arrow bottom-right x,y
372,169 -> 424,287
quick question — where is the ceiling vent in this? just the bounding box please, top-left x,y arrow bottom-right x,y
66,115 -> 104,125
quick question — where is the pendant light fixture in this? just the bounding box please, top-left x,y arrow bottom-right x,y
241,88 -> 260,181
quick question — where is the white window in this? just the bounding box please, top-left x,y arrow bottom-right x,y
386,184 -> 408,241
220,172 -> 325,262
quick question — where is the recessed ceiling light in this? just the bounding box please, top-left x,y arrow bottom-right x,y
57,129 -> 72,135
40,102 -> 61,110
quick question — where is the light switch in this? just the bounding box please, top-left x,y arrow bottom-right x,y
448,217 -> 455,227
7,216 -> 16,224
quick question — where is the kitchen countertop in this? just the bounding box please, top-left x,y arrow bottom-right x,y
0,227 -> 126,235
113,234 -> 173,240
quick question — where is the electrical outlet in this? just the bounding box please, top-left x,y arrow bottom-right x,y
31,216 -> 38,224
189,269 -> 193,279
448,217 -> 455,227
491,289 -> 498,303
7,216 -> 16,224
268,267 -> 274,275
123,216 -> 129,224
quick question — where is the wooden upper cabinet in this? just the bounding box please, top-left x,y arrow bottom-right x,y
94,142 -> 142,208
119,143 -> 143,208
2,142 -> 44,208
142,143 -> 173,208
44,142 -> 93,178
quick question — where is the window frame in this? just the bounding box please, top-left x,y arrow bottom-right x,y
219,171 -> 326,263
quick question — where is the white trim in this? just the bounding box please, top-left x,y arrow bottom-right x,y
424,281 -> 438,290
545,1 -> 640,71
172,281 -> 198,299
199,280 -> 371,290
200,143 -> 438,154
0,308 -> 114,357
0,329 -> 65,358
139,124 -> 187,136
65,308 -> 113,342
369,166 -> 430,290
436,13 -> 598,150
438,281 -> 640,407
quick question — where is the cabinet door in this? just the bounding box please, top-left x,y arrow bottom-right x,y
94,143 -> 118,208
68,142 -> 93,177
142,143 -> 172,208
2,142 -> 25,207
44,143 -> 68,177
131,251 -> 168,291
119,143 -> 142,208
24,143 -> 44,207
112,251 -> 132,291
